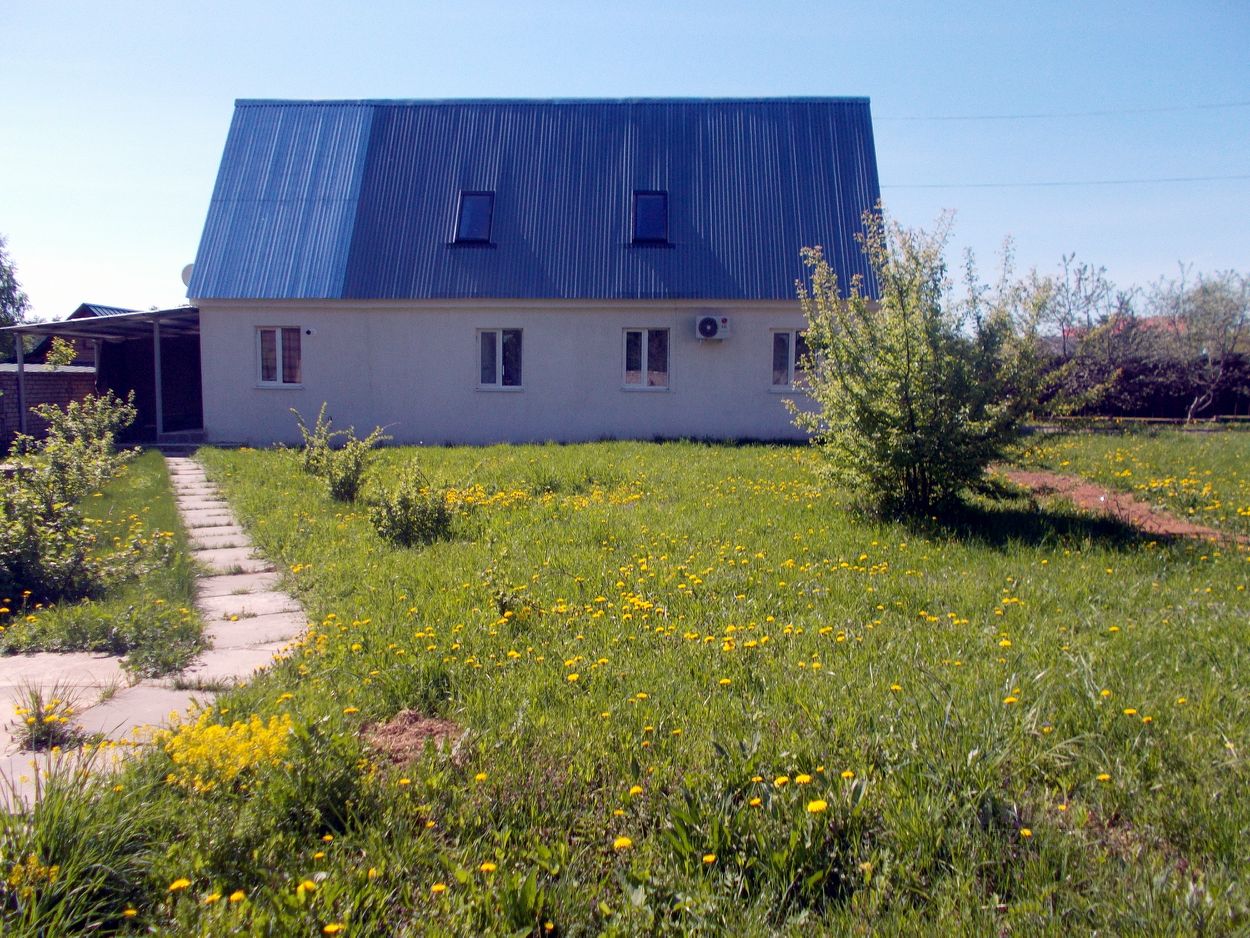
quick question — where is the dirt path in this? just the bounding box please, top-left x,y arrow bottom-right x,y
999,467 -> 1249,546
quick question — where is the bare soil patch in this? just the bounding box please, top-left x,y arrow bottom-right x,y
1000,467 -> 1248,545
363,709 -> 466,766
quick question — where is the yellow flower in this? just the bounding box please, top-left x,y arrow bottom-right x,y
123,908 -> 138,918
749,797 -> 762,807
324,926 -> 346,935
1020,828 -> 1033,838
628,784 -> 643,797
1003,696 -> 1018,705
479,861 -> 497,873
1096,773 -> 1111,782
167,878 -> 191,892
806,799 -> 828,814
795,773 -> 812,785
702,853 -> 716,864
613,836 -> 633,851
342,706 -> 360,715
566,673 -> 580,682
718,678 -> 732,686
398,777 -> 411,786
203,893 -> 222,904
229,890 -> 246,903
431,882 -> 448,894
474,772 -> 488,782
840,770 -> 855,780
774,775 -> 789,787
297,879 -> 317,897
1122,708 -> 1137,716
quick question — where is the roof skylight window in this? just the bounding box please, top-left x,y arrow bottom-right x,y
633,191 -> 668,243
455,191 -> 494,243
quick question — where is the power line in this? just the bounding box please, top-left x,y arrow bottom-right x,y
883,173 -> 1250,190
877,101 -> 1250,122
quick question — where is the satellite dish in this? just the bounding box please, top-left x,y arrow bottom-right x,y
181,263 -> 195,288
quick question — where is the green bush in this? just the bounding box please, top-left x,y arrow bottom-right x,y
793,210 -> 1038,516
291,404 -> 388,502
0,392 -> 143,602
368,466 -> 455,547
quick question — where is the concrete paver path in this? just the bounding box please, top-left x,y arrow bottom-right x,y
1,454 -> 307,808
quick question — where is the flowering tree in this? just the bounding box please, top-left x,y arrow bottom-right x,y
792,209 -> 1040,516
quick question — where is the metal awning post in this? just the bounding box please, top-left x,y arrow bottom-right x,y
152,320 -> 164,437
15,333 -> 26,434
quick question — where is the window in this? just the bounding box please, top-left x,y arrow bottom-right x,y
257,327 -> 302,386
479,328 -> 522,388
623,328 -> 668,388
455,191 -> 494,243
632,190 -> 668,243
771,330 -> 808,388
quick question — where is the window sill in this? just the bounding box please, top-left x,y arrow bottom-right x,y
621,385 -> 670,392
256,383 -> 304,390
476,385 -> 524,392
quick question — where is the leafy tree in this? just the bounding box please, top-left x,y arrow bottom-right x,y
792,209 -> 1041,516
0,233 -> 31,361
1149,266 -> 1249,421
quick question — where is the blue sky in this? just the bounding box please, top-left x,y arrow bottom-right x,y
4,0 -> 1247,319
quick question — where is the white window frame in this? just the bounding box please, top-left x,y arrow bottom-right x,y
770,329 -> 808,391
477,328 -> 523,390
256,326 -> 303,388
622,328 -> 670,390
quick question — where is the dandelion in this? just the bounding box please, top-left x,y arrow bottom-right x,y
168,878 -> 191,893
1123,708 -> 1138,716
1003,696 -> 1018,705
774,775 -> 790,787
431,882 -> 448,894
702,853 -> 716,864
324,926 -> 346,935
718,678 -> 732,686
806,799 -> 828,814
204,893 -> 222,904
123,908 -> 138,918
749,796 -> 762,807
567,673 -> 580,683
342,706 -> 360,715
479,861 -> 497,873
890,683 -> 902,692
613,836 -> 633,851
474,772 -> 488,782
628,785 -> 643,797
841,770 -> 855,780
1096,773 -> 1111,782
795,773 -> 812,785
1020,828 -> 1033,838
229,890 -> 246,903
398,777 -> 411,786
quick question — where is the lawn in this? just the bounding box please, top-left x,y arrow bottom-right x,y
4,438 -> 1248,935
1017,427 -> 1250,536
0,449 -> 203,677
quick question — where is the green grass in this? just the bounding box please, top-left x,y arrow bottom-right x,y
4,439 -> 1249,935
1017,427 -> 1250,535
0,450 -> 204,677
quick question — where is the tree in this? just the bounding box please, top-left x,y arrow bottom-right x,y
1149,266 -> 1249,422
0,233 -> 31,361
792,209 -> 1040,516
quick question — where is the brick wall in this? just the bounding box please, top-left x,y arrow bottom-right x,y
0,369 -> 98,451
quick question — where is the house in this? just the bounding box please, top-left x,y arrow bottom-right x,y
187,97 -> 881,445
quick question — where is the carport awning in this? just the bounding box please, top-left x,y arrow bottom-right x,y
2,306 -> 199,342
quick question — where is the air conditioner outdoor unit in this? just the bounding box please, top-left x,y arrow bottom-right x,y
695,315 -> 730,340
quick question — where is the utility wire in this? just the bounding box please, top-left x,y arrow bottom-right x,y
883,173 -> 1250,190
877,101 -> 1250,121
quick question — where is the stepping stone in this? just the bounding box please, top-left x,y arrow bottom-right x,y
207,612 -> 306,648
188,531 -> 250,550
197,591 -> 301,621
194,547 -> 274,574
75,686 -> 210,740
170,644 -> 290,686
182,509 -> 237,527
196,571 -> 283,597
0,652 -> 126,695
177,496 -> 230,511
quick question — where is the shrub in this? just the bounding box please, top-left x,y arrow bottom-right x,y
793,210 -> 1038,516
291,404 -> 389,501
0,392 -> 143,602
369,466 -> 454,546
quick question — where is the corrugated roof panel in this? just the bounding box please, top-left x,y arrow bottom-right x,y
189,103 -> 374,298
193,98 -> 880,301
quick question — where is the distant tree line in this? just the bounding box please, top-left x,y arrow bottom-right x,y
1034,257 -> 1250,421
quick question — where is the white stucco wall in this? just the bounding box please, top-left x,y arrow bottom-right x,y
195,299 -> 816,445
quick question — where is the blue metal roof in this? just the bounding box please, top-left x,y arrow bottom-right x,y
71,303 -> 138,319
189,98 -> 880,301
